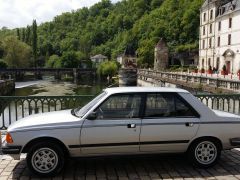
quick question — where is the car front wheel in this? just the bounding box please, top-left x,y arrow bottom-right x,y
188,139 -> 221,168
26,142 -> 65,177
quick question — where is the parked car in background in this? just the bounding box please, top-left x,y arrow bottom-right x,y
2,87 -> 240,176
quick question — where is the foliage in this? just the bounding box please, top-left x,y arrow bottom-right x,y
0,40 -> 4,58
60,51 -> 81,68
175,43 -> 198,53
32,19 -> 38,67
97,60 -> 118,77
0,0 -> 204,68
1,36 -> 32,68
45,54 -> 60,68
0,59 -> 8,68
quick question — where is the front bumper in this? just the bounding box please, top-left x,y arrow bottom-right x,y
2,146 -> 22,154
1,132 -> 21,160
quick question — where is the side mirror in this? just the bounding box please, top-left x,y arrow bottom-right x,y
87,112 -> 97,120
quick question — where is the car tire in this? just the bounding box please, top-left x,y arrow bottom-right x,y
187,139 -> 221,168
26,142 -> 65,177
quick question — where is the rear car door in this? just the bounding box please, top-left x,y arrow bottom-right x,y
80,93 -> 143,155
140,92 -> 200,152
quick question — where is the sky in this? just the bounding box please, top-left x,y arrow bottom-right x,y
0,0 -> 119,29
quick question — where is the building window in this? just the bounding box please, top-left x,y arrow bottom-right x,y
208,58 -> 211,67
218,37 -> 221,47
202,59 -> 205,67
216,57 -> 220,70
210,9 -> 213,20
219,8 -> 222,15
210,24 -> 212,34
203,40 -> 205,49
218,21 -> 221,31
204,13 -> 206,22
228,34 -> 231,45
229,18 -> 232,28
209,38 -> 212,48
203,26 -> 206,35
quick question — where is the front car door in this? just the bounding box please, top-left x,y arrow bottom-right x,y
80,93 -> 143,155
140,92 -> 200,153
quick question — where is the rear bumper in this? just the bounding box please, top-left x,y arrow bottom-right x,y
230,138 -> 240,146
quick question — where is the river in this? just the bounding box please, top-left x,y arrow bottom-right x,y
0,79 -> 110,128
14,79 -> 107,96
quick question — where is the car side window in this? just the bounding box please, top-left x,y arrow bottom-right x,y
145,93 -> 175,118
175,96 -> 198,117
95,94 -> 142,119
144,93 -> 198,118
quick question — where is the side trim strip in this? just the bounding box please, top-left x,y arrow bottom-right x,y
69,140 -> 189,149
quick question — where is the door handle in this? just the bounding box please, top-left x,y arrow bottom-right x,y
127,124 -> 136,128
185,122 -> 194,127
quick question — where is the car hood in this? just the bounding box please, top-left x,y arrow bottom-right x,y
7,109 -> 81,132
212,110 -> 240,118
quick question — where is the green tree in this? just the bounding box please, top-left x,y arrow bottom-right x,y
2,36 -> 32,68
45,54 -> 60,68
0,59 -> 8,68
60,51 -> 80,68
0,40 -> 4,58
151,0 -> 164,9
21,28 -> 26,42
16,28 -> 20,40
25,26 -> 31,45
32,19 -> 38,67
97,60 -> 118,78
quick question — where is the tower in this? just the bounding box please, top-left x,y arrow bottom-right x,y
154,38 -> 169,71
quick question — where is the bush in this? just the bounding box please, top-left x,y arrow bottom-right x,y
97,61 -> 118,77
45,55 -> 60,68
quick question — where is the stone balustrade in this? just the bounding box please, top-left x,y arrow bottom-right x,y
138,69 -> 240,93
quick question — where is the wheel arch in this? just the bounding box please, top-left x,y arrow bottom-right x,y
187,136 -> 223,152
21,136 -> 69,157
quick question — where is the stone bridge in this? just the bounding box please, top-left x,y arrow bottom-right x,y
0,68 -> 96,81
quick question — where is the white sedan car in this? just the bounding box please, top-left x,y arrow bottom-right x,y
2,87 -> 240,176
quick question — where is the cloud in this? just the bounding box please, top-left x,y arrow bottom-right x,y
0,0 -> 120,29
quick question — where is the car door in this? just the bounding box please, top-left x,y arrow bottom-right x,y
80,93 -> 143,155
140,92 -> 200,153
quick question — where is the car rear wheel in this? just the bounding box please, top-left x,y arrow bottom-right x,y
188,139 -> 221,168
26,142 -> 65,177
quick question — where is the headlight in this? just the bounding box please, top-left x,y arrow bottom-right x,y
6,132 -> 13,144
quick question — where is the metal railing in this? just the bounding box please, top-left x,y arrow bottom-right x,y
0,95 -> 93,130
0,94 -> 240,130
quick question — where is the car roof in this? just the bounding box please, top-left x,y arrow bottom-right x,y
104,87 -> 189,94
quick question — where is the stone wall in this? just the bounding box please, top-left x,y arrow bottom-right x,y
0,80 -> 15,96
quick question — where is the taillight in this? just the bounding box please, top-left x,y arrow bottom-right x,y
6,132 -> 13,144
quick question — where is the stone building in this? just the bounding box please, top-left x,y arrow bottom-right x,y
117,45 -> 137,69
90,54 -> 108,68
199,0 -> 240,74
154,38 -> 169,71
171,50 -> 199,66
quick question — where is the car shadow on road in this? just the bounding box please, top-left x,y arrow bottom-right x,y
9,149 -> 240,179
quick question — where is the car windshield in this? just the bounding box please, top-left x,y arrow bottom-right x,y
74,91 -> 107,117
